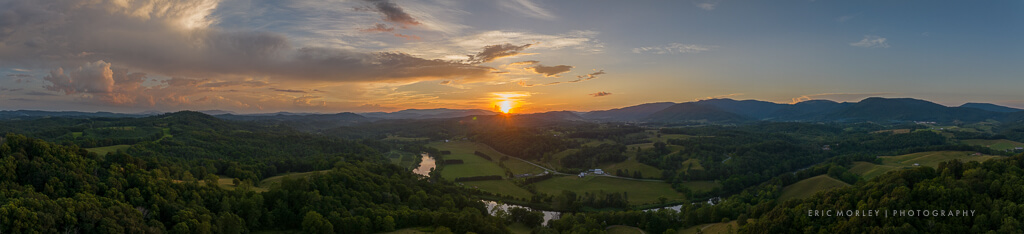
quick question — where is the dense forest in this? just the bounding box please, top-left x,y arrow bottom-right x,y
0,113 -> 517,233
4,111 -> 1024,233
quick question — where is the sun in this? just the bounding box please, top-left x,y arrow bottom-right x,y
490,92 -> 529,114
497,100 -> 514,114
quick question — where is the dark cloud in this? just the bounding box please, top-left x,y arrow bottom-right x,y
24,91 -> 55,96
468,44 -> 532,64
361,0 -> 421,27
8,98 -> 34,102
6,74 -> 32,77
360,23 -> 395,33
271,88 -> 308,93
527,64 -> 573,77
590,92 -> 612,97
0,0 -> 497,86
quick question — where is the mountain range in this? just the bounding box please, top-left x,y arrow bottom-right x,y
3,97 -> 1022,125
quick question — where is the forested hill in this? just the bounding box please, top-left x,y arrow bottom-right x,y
0,133 -> 511,233
745,155 -> 1024,233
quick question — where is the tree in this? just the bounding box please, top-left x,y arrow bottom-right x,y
302,211 -> 333,234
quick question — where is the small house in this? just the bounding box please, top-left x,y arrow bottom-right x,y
578,172 -> 586,178
594,169 -> 604,175
913,163 -> 921,166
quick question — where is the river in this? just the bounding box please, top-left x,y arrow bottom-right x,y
482,200 -> 561,226
412,153 -> 434,177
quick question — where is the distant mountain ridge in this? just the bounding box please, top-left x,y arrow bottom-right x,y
3,98 -> 1021,124
960,103 -> 1023,113
584,97 -> 1023,124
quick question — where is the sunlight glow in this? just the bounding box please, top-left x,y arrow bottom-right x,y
491,92 -> 530,114
498,100 -> 514,113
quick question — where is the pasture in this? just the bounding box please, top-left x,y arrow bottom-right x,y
778,175 -> 849,201
961,139 -> 1024,151
426,141 -> 508,179
532,175 -> 686,206
85,144 -> 131,155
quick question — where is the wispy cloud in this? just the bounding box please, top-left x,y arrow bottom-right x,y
694,0 -> 720,11
632,43 -> 716,54
518,70 -> 605,87
850,35 -> 889,48
498,0 -> 556,20
590,92 -> 612,97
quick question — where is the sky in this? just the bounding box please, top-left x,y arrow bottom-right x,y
0,0 -> 1021,114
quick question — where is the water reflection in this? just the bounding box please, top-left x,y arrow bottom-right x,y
482,200 -> 561,225
412,153 -> 435,177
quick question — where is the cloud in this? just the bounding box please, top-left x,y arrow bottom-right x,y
590,92 -> 612,97
43,60 -> 115,94
850,35 -> 889,48
633,43 -> 716,54
360,23 -> 395,32
837,14 -> 858,23
6,74 -> 32,78
526,64 -> 574,77
393,33 -> 421,40
360,0 -> 421,27
790,92 -> 894,104
510,60 -> 540,66
448,30 -> 603,55
24,91 -> 55,96
498,0 -> 556,20
694,0 -> 720,10
468,43 -> 533,63
518,70 -> 605,87
271,88 -> 308,93
0,0 -> 500,86
293,95 -> 327,107
8,98 -> 34,102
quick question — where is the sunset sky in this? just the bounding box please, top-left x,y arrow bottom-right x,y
0,0 -> 1021,113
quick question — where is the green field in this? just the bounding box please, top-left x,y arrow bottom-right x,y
71,132 -> 83,138
680,180 -> 720,193
85,144 -> 131,155
849,162 -> 896,180
502,158 -> 545,175
681,158 -> 704,172
600,157 -> 663,179
778,175 -> 849,201
427,141 -> 509,179
607,225 -> 644,234
547,149 -> 579,169
461,180 -> 534,200
962,139 -> 1024,151
214,176 -> 268,192
383,135 -> 429,142
259,169 -> 332,189
879,151 -> 999,168
677,220 -> 749,234
532,175 -> 685,206
850,151 -> 1001,180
